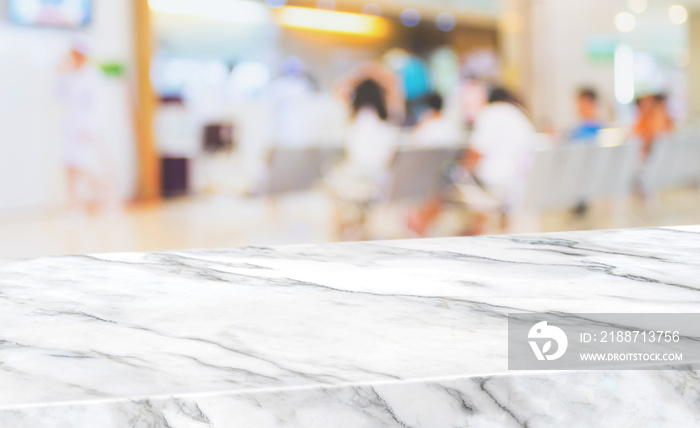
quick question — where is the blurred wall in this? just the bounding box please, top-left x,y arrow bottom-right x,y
0,0 -> 137,215
689,10 -> 700,121
499,0 -> 533,112
527,0 -> 617,131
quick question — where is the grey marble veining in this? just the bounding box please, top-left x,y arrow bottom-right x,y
1,226 -> 700,426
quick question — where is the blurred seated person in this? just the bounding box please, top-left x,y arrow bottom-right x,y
459,77 -> 489,131
335,62 -> 405,125
409,87 -> 537,235
634,94 -> 674,159
345,79 -> 400,175
326,78 -> 399,239
410,93 -> 462,147
570,88 -> 604,143
568,87 -> 604,216
326,76 -> 400,238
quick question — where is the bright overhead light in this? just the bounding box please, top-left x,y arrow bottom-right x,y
148,0 -> 270,23
436,13 -> 456,32
615,45 -> 635,105
276,6 -> 390,37
627,0 -> 647,14
615,12 -> 636,33
669,5 -> 688,25
400,8 -> 421,27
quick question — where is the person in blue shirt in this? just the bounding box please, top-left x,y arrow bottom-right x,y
570,88 -> 604,217
399,54 -> 431,127
570,88 -> 604,143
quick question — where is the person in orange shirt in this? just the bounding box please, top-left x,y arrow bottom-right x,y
634,94 -> 674,159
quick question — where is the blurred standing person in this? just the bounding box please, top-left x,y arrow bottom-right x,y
634,94 -> 674,159
381,47 -> 429,126
56,39 -> 106,215
570,88 -> 604,143
399,51 -> 430,127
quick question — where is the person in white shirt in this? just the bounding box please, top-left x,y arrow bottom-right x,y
409,87 -> 537,235
326,77 -> 401,238
345,80 -> 399,173
468,87 -> 537,211
326,78 -> 400,201
411,93 -> 462,147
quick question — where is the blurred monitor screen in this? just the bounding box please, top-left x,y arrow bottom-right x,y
9,0 -> 91,28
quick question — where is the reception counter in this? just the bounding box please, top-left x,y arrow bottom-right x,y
1,226 -> 700,426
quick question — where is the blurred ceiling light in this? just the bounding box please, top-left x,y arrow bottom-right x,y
281,56 -> 305,75
316,0 -> 335,10
400,8 -> 421,27
669,5 -> 688,25
276,6 -> 389,37
149,0 -> 270,22
436,12 -> 456,31
614,45 -> 635,105
615,12 -> 636,33
627,0 -> 647,14
362,3 -> 381,16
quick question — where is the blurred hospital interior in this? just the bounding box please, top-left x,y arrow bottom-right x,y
2,0 -> 700,257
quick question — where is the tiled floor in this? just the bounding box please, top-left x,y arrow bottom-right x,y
1,187 -> 699,259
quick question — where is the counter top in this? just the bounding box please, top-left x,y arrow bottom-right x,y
2,226 -> 700,426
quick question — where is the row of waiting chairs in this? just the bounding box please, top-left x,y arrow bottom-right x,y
522,136 -> 700,213
260,146 -> 462,201
259,136 -> 700,219
261,147 -> 344,195
522,142 -> 639,212
640,134 -> 700,196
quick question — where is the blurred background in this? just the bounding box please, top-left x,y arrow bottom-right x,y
1,0 -> 700,258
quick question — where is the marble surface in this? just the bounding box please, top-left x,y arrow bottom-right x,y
1,226 -> 700,426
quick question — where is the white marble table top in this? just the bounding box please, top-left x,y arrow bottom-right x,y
2,226 -> 700,426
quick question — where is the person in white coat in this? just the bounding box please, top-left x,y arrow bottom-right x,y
56,40 -> 106,214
